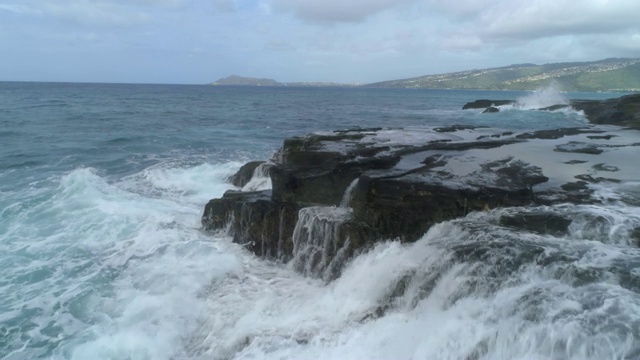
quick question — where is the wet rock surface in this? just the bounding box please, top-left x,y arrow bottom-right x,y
203,121 -> 639,278
482,106 -> 500,113
632,228 -> 640,246
203,190 -> 298,259
462,99 -> 514,109
499,211 -> 572,236
515,128 -> 603,140
571,93 -> 640,129
228,161 -> 265,188
464,93 -> 640,129
555,142 -> 604,155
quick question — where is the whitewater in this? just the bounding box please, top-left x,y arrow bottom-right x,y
0,82 -> 638,359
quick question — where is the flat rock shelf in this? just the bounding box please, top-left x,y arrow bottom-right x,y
202,123 -> 640,281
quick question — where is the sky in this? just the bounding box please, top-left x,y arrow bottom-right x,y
1,0 -> 639,84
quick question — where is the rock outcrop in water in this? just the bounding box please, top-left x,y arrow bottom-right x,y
463,93 -> 640,129
571,93 -> 640,129
203,117 -> 640,280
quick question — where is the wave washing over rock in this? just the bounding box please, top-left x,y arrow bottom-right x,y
463,92 -> 640,129
202,95 -> 640,359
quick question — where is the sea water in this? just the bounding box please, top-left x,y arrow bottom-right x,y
0,82 -> 638,359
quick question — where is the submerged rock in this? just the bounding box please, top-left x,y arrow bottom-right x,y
516,128 -> 602,140
499,211 -> 572,236
564,160 -> 588,165
592,163 -> 620,172
554,142 -> 603,155
539,104 -> 570,111
587,134 -> 617,140
631,228 -> 640,246
434,124 -> 486,132
574,174 -> 621,184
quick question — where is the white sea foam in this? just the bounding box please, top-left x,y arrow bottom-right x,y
4,157 -> 639,360
515,81 -> 569,110
24,164 -> 634,360
0,161 -> 249,360
56,162 -> 243,360
181,209 -> 640,360
119,160 -> 241,206
241,162 -> 273,192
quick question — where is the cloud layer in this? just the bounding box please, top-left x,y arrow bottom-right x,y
1,0 -> 638,83
273,0 -> 417,23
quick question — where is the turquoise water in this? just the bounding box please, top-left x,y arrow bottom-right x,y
1,82 -> 637,359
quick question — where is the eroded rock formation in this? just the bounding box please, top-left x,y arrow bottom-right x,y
203,121 -> 639,280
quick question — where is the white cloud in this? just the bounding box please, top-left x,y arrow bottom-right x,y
272,0 -> 418,23
426,0 -> 640,41
0,4 -> 34,14
42,1 -> 150,25
483,0 -> 640,39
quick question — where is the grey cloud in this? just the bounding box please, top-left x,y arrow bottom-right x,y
583,32 -> 640,54
426,0 -> 495,19
211,0 -> 235,11
273,0 -> 417,23
429,0 -> 640,41
0,4 -> 34,14
484,0 -> 640,39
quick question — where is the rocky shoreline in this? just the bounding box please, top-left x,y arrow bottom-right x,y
463,93 -> 640,129
202,94 -> 640,281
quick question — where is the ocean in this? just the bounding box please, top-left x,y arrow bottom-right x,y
0,81 -> 638,359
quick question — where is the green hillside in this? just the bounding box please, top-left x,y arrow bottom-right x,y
367,58 -> 640,92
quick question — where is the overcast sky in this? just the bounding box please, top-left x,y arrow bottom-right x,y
1,0 -> 639,84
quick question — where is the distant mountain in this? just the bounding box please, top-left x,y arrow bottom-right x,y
210,75 -> 282,86
212,58 -> 640,92
210,75 -> 356,87
366,58 -> 640,92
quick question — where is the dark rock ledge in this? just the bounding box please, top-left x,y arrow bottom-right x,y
202,122 -> 638,280
463,93 -> 640,129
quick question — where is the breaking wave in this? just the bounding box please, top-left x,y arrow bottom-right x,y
515,81 -> 570,110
